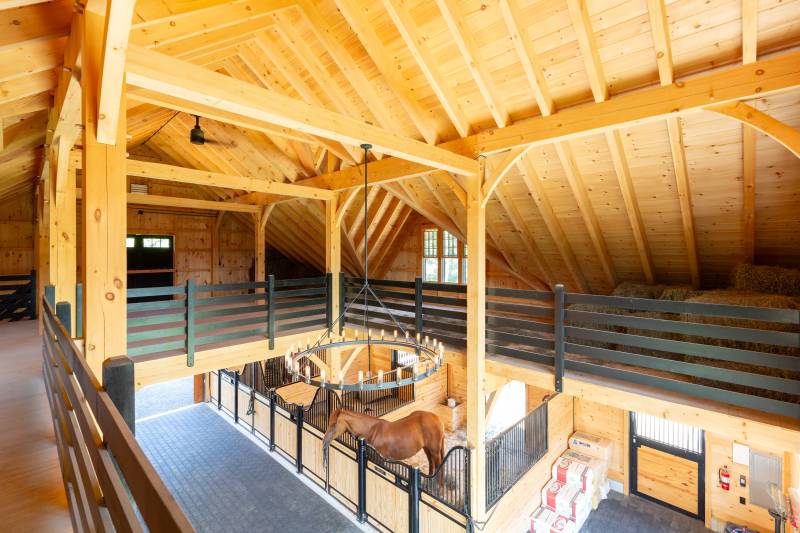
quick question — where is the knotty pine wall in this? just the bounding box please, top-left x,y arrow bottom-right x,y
0,192 -> 34,276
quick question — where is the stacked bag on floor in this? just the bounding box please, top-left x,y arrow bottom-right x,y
530,432 -> 613,533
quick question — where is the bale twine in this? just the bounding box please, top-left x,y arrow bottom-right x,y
731,264 -> 800,297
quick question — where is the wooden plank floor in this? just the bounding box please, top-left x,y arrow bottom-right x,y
0,319 -> 71,532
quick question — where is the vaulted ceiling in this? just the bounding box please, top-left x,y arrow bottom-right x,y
1,0 -> 799,293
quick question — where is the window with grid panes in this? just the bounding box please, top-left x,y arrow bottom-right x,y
422,228 -> 439,282
442,231 -> 459,283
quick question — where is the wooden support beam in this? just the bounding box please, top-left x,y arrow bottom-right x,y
126,192 -> 262,213
126,45 -> 478,176
123,159 -> 335,200
336,186 -> 362,226
481,146 -> 532,206
567,0 -> 608,103
96,0 -> 136,144
666,117 -> 700,288
382,0 -> 470,137
498,0 -> 554,116
707,101 -> 800,159
52,139 -> 76,333
434,171 -> 467,207
294,53 -> 800,190
742,0 -> 759,64
741,125 -> 756,264
82,8 -> 128,378
605,130 -> 655,283
255,205 -> 270,291
435,0 -> 509,127
554,141 -> 616,288
466,160 -> 487,519
647,0 -> 674,86
517,155 -> 589,292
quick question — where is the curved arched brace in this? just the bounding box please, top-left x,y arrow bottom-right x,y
707,101 -> 800,159
480,145 -> 533,207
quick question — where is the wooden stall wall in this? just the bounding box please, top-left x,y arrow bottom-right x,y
573,398 -> 628,488
0,191 -> 34,275
483,393 -> 574,532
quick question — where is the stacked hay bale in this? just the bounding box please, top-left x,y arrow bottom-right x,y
731,264 -> 800,297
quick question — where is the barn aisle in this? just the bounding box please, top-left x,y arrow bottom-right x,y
0,320 -> 71,532
136,403 -> 363,533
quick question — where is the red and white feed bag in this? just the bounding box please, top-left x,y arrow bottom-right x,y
541,480 -> 591,524
551,456 -> 595,494
530,506 -> 577,533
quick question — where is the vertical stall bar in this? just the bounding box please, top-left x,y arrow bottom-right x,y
408,466 -> 420,533
357,438 -> 367,523
234,370 -> 239,423
296,405 -> 304,474
217,370 -> 222,410
269,390 -> 276,451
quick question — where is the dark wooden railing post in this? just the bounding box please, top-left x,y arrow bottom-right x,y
269,390 -> 276,451
28,269 -> 36,320
465,447 -> 473,533
357,437 -> 367,523
234,370 -> 240,423
408,466 -> 420,533
55,301 -> 71,335
186,279 -> 196,367
44,284 -> 55,307
103,355 -> 136,433
75,283 -> 83,338
295,405 -> 304,474
268,274 -> 275,349
553,284 -> 565,393
414,277 -> 423,352
338,272 -> 346,335
217,370 -> 222,410
325,272 -> 333,329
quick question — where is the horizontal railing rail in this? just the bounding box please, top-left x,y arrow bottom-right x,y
0,270 -> 36,321
42,296 -> 193,532
485,398 -> 549,509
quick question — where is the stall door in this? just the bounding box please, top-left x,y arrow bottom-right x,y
630,412 -> 705,520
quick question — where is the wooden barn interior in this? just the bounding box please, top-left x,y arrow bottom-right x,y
0,0 -> 798,531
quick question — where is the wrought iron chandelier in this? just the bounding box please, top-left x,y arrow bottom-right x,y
284,144 -> 444,392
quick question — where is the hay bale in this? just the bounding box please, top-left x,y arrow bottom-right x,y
612,282 -> 665,300
731,264 -> 800,297
659,285 -> 702,302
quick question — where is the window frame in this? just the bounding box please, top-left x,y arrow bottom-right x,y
420,225 -> 467,284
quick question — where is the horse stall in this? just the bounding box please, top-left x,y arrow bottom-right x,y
208,361 -> 472,533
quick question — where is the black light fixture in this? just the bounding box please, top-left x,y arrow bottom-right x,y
190,115 -> 205,145
284,143 -> 444,391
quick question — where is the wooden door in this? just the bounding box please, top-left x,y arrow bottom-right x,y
630,412 -> 705,520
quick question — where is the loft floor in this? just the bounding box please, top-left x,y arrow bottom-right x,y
0,320 -> 71,532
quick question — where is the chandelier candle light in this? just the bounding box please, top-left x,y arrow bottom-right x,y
283,144 -> 444,392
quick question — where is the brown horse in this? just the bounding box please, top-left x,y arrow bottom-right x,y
322,409 -> 445,475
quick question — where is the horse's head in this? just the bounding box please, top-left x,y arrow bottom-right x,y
322,408 -> 343,470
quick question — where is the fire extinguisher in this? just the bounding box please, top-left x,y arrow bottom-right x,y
719,465 -> 731,491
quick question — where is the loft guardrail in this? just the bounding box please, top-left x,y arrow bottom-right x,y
344,277 -> 799,420
0,270 -> 36,321
126,275 -> 329,365
41,294 -> 193,532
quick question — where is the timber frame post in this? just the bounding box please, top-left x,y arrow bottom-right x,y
325,194 -> 342,380
466,158 -> 487,520
81,6 -> 128,380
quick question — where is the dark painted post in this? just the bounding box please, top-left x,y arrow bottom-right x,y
75,283 -> 83,338
234,370 -> 240,423
28,269 -> 36,320
55,301 -> 71,334
408,466 -> 420,533
269,390 -> 276,451
186,278 -> 196,367
267,274 -> 275,349
414,277 -> 423,354
44,284 -> 55,307
465,447 -> 472,532
357,437 -> 367,523
553,284 -> 565,393
325,272 -> 333,330
338,272 -> 346,335
103,356 -> 136,433
217,370 -> 222,410
295,405 -> 304,474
